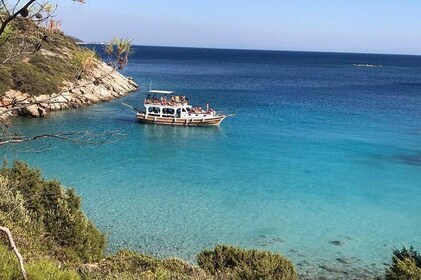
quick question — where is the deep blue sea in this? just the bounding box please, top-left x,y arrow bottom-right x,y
4,46 -> 421,278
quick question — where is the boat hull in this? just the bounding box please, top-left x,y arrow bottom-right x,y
136,114 -> 225,126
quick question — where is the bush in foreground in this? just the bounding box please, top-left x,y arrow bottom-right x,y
386,246 -> 421,280
197,245 -> 298,280
80,250 -> 210,280
0,244 -> 80,280
0,161 -> 105,263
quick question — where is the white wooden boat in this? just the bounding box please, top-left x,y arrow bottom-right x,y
135,90 -> 226,126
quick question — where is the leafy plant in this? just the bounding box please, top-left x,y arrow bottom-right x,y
103,37 -> 133,69
82,250 -> 210,280
0,244 -> 81,280
386,247 -> 421,280
0,174 -> 29,225
197,245 -> 298,280
0,161 -> 106,263
27,260 -> 81,280
73,48 -> 97,79
0,25 -> 13,45
0,244 -> 21,280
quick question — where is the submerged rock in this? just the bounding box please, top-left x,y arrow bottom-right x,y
319,264 -> 347,274
336,257 -> 359,264
329,240 -> 343,246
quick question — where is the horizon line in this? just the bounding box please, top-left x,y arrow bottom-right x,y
79,41 -> 421,57
137,44 -> 421,57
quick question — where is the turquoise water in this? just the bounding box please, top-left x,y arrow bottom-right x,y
4,47 -> 421,277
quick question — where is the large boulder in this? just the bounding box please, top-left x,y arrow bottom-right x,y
20,104 -> 46,117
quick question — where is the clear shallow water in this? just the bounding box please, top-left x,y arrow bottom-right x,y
3,47 -> 421,277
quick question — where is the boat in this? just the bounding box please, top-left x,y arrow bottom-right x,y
135,90 -> 226,126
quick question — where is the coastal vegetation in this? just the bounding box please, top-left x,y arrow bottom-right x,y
197,245 -> 297,279
0,161 -> 298,280
0,0 -> 84,96
385,247 -> 421,280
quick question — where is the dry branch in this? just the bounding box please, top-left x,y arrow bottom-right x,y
0,226 -> 28,280
0,130 -> 125,145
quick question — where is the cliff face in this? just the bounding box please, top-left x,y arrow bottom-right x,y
0,19 -> 138,119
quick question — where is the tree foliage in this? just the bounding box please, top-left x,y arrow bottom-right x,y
386,247 -> 421,280
104,37 -> 133,69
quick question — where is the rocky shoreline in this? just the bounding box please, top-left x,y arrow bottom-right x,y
0,60 -> 138,119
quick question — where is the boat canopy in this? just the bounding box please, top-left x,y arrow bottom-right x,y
148,90 -> 174,95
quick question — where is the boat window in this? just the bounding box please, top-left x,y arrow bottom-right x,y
148,107 -> 161,114
162,108 -> 175,115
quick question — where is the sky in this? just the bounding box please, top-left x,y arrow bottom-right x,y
56,0 -> 421,55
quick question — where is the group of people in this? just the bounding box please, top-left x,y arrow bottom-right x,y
190,106 -> 216,115
144,95 -> 188,106
143,94 -> 217,115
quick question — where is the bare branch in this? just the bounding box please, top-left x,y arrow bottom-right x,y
1,0 -> 11,16
12,0 -> 22,14
0,130 -> 125,145
0,0 -> 37,36
0,226 -> 28,280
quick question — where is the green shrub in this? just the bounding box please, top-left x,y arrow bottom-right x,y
0,175 -> 29,224
73,48 -> 97,78
96,250 -> 161,275
386,246 -> 421,280
0,244 -> 21,280
82,250 -> 208,280
0,66 -> 12,95
197,245 -> 297,280
0,161 -> 106,263
27,260 -> 80,280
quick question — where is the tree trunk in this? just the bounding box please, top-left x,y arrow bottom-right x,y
0,226 -> 28,280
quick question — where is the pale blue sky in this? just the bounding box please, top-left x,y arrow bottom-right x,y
57,0 -> 421,55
